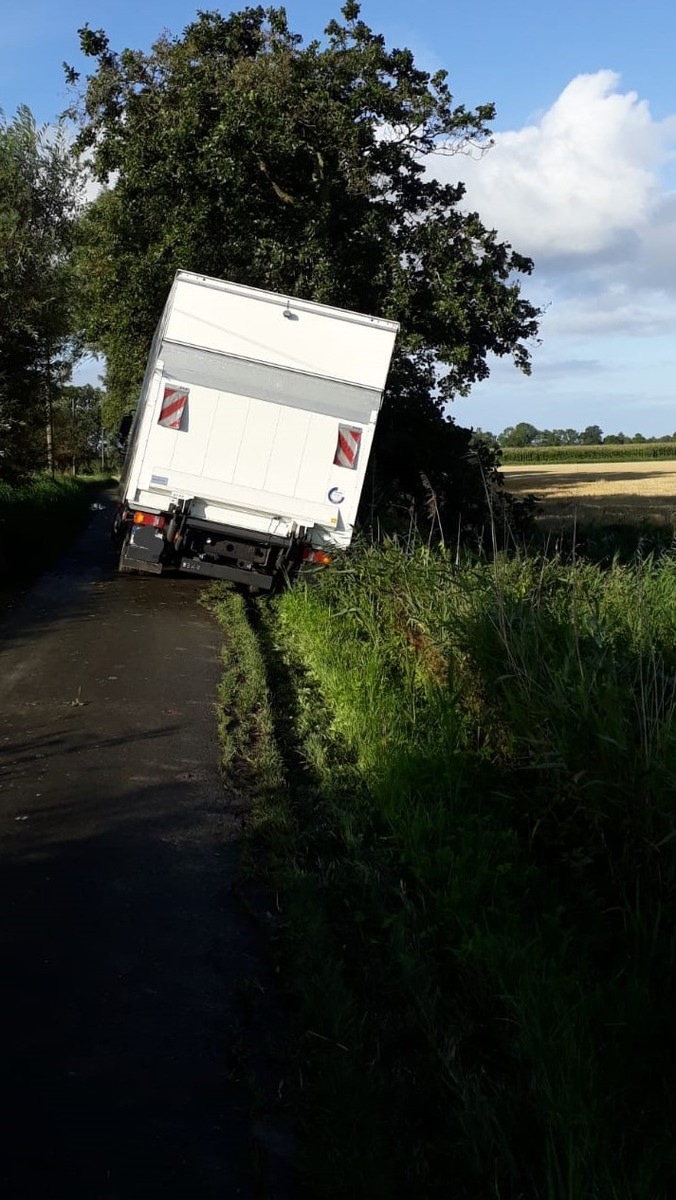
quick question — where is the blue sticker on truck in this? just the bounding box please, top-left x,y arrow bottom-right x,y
328,487 -> 345,505
151,474 -> 169,486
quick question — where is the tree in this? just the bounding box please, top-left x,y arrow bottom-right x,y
66,4 -> 539,530
470,427 -> 499,449
52,383 -> 104,474
0,107 -> 81,483
580,424 -> 603,445
498,422 -> 538,448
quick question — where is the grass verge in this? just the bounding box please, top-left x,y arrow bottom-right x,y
0,474 -> 114,583
208,545 -> 676,1198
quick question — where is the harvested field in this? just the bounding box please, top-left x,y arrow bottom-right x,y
502,459 -> 676,525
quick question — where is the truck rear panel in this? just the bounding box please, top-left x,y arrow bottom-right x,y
118,272 -> 398,582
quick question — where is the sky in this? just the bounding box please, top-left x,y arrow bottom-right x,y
3,0 -> 676,437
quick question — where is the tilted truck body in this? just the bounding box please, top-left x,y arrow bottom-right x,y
115,271 -> 399,589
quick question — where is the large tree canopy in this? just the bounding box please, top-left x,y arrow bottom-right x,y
67,3 -> 539,528
0,108 -> 80,482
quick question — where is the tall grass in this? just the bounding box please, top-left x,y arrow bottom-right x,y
262,544 -> 676,1198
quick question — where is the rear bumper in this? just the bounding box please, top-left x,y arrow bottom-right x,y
116,505 -> 296,587
179,557 -> 274,589
179,516 -> 293,587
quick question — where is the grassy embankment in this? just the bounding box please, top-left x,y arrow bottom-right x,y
0,475 -> 111,583
501,442 -> 676,465
212,543 -> 676,1199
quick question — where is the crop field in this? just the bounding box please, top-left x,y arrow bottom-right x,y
502,459 -> 676,525
500,442 -> 676,465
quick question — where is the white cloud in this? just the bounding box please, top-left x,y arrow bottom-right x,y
437,70 -> 676,261
426,73 -> 676,435
544,293 -> 676,339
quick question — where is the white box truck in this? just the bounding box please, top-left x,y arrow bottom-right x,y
114,271 -> 399,590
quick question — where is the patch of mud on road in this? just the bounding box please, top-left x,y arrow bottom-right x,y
0,495 -> 292,1199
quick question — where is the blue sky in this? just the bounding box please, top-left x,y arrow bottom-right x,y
3,1 -> 676,437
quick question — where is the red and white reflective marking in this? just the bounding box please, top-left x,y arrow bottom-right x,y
158,386 -> 189,429
333,425 -> 361,469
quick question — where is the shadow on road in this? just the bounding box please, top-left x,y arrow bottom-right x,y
0,779 -> 265,1199
0,493 -> 294,1199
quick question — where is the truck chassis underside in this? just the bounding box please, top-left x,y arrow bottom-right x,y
116,506 -> 297,591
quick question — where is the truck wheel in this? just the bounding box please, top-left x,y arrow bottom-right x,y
111,507 -> 126,548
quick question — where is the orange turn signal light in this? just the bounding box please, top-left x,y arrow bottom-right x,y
133,510 -> 165,529
302,548 -> 332,565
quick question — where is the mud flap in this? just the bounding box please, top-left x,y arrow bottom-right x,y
119,525 -> 165,574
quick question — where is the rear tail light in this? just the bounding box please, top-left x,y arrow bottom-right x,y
133,510 -> 166,529
302,547 -> 332,565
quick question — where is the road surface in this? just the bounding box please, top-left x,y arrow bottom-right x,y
0,497 -> 283,1199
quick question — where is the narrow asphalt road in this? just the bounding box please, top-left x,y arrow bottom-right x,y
0,497 -> 276,1199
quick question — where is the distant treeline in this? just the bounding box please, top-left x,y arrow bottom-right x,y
477,423 -> 676,449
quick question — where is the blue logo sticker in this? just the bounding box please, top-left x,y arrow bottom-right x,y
328,487 -> 345,505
